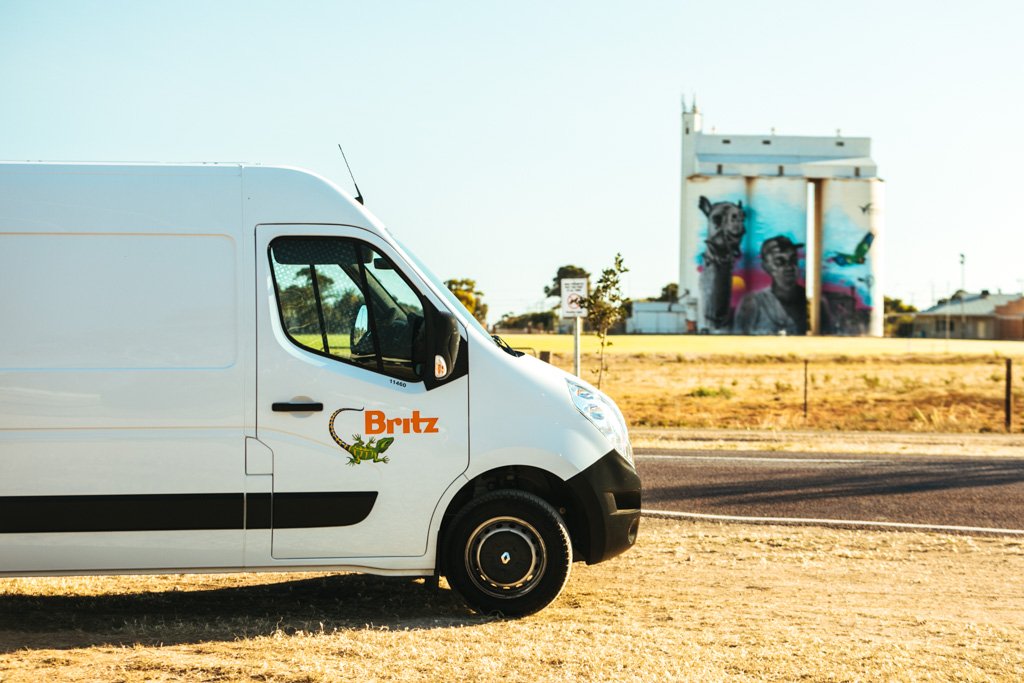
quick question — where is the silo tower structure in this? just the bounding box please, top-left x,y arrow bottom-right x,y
678,101 -> 883,336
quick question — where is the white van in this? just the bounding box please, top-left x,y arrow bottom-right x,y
0,162 -> 640,616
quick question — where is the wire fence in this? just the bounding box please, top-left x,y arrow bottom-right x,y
540,352 -> 1024,433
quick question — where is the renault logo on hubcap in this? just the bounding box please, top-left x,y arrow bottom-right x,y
500,551 -> 511,565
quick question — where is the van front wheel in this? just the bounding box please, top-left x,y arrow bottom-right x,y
444,490 -> 572,617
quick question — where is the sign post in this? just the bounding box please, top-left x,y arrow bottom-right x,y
560,278 -> 588,377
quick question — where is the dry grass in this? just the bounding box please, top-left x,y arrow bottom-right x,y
540,352 -> 1024,433
501,333 -> 1024,358
2,518 -> 1022,681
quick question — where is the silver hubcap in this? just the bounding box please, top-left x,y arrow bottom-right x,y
465,516 -> 546,599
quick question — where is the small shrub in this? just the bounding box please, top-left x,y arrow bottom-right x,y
774,381 -> 794,393
862,374 -> 882,390
897,377 -> 924,393
687,386 -> 734,399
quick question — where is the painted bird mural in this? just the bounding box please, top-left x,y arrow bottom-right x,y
828,232 -> 874,266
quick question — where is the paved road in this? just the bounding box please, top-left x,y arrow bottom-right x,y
636,449 -> 1024,531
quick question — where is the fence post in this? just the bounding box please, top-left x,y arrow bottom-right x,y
1006,358 -> 1013,432
803,359 -> 809,420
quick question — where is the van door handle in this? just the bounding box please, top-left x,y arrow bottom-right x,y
272,402 -> 324,412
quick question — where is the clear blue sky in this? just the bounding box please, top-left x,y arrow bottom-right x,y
3,0 -> 1022,320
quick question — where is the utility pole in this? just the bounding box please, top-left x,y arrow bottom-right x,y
959,253 -> 966,338
945,281 -> 951,343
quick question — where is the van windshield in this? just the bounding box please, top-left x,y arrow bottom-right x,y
396,240 -> 493,341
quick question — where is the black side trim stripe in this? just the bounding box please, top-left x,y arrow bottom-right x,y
0,492 -> 377,533
0,494 -> 242,534
267,491 -> 378,530
247,492 -> 272,530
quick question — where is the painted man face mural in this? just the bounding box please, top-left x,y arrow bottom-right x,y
762,237 -> 800,295
732,235 -> 808,336
698,196 -> 745,332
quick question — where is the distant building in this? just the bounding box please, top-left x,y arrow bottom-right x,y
677,100 -> 883,337
911,291 -> 1024,339
995,298 -> 1024,340
625,302 -> 688,334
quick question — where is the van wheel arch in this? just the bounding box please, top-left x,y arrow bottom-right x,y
436,466 -> 590,576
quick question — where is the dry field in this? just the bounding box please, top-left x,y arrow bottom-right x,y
2,518 -> 1022,682
535,351 -> 1024,434
499,333 -> 1024,358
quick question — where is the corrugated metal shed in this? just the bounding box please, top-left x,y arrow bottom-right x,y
919,292 -> 1020,317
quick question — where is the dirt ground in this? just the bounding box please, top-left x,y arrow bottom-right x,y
2,517 -> 1022,682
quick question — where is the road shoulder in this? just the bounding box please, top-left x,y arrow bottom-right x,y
632,427 -> 1024,458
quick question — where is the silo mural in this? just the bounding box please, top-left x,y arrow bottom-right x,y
687,176 -> 748,333
733,178 -> 809,335
674,102 -> 882,336
819,179 -> 883,336
688,177 -> 809,334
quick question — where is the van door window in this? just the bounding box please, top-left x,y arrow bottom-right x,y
269,237 -> 425,382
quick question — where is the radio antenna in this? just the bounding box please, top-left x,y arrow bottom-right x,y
337,143 -> 364,205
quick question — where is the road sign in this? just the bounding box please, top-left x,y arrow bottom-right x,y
560,278 -> 588,318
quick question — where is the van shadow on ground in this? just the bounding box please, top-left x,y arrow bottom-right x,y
0,573 -> 486,653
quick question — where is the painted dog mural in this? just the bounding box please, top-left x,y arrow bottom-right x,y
698,195 -> 745,332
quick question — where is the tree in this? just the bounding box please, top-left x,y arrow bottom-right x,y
652,283 -> 679,303
578,253 -> 629,389
445,278 -> 488,325
496,310 -> 558,332
279,267 -> 338,335
884,296 -> 917,314
296,267 -> 335,293
544,265 -> 591,299
884,296 -> 918,337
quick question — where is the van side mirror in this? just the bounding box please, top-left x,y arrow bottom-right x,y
426,309 -> 460,381
350,304 -> 372,356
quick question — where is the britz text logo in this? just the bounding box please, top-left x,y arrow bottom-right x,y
364,409 -> 439,435
328,408 -> 439,466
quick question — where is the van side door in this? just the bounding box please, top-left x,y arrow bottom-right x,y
254,226 -> 469,560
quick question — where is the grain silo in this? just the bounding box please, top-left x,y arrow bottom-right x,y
675,100 -> 883,336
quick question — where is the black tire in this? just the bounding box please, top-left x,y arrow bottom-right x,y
443,489 -> 572,617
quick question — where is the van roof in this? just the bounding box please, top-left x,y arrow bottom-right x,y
0,162 -> 385,235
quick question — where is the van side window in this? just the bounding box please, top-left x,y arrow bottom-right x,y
269,237 -> 425,382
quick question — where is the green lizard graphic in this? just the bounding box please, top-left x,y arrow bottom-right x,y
328,408 -> 394,466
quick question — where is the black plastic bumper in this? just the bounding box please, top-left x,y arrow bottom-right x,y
566,449 -> 642,565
